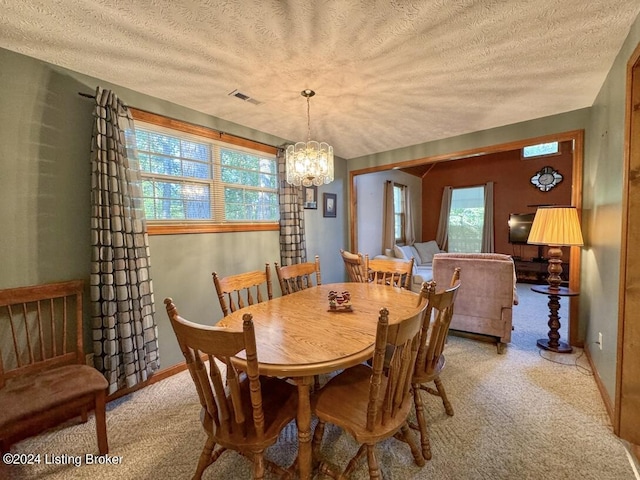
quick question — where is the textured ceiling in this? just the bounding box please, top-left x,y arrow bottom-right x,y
1,1 -> 640,159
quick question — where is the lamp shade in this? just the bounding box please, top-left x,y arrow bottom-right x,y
527,206 -> 584,246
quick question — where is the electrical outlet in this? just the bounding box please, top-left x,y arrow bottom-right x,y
598,332 -> 603,350
85,353 -> 95,366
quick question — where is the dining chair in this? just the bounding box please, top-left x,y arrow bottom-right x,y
365,254 -> 415,289
164,298 -> 297,480
411,276 -> 461,461
212,263 -> 273,317
275,255 -> 321,295
312,302 -> 428,478
340,249 -> 367,283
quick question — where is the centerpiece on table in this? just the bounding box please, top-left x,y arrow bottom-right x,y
328,290 -> 352,311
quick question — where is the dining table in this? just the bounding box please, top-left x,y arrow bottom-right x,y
217,281 -> 423,480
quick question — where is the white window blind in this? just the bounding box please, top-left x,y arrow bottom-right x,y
130,122 -> 278,225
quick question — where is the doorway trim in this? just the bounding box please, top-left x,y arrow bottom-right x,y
615,40 -> 640,443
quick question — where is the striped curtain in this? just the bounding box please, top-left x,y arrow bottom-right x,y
277,149 -> 307,265
89,86 -> 160,394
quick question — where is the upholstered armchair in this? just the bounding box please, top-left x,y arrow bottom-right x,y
432,253 -> 518,354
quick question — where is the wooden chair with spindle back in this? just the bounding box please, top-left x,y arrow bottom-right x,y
212,263 -> 273,317
365,254 -> 415,289
275,255 -> 321,296
0,280 -> 108,454
340,249 -> 367,283
312,300 -> 429,478
411,274 -> 461,461
165,298 -> 297,479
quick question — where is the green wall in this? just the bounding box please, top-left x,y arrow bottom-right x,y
583,15 -> 640,401
0,47 -> 348,368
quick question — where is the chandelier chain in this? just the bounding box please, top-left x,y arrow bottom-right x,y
307,95 -> 311,142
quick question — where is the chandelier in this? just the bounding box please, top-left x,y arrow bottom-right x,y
285,89 -> 334,187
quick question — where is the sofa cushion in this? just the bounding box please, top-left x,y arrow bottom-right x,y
413,241 -> 441,265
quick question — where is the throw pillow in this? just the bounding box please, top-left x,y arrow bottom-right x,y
413,240 -> 441,265
393,245 -> 418,273
393,244 -> 406,260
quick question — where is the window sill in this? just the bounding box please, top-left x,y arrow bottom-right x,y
148,223 -> 279,235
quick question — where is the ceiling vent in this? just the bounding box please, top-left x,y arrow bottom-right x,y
228,89 -> 262,105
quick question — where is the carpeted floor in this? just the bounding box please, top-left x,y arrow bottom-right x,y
3,284 -> 638,479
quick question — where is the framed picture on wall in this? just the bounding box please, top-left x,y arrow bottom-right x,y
323,193 -> 337,218
303,186 -> 317,209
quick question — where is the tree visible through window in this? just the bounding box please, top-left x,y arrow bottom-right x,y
130,124 -> 278,224
448,186 -> 485,252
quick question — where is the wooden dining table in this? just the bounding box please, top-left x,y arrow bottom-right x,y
217,282 -> 423,480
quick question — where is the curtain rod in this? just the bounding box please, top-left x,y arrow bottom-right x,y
77,91 -> 283,151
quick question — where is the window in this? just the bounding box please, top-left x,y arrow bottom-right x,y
129,110 -> 279,234
393,183 -> 406,243
522,141 -> 559,158
448,186 -> 485,252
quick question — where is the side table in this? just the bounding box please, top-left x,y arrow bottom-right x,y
531,285 -> 579,353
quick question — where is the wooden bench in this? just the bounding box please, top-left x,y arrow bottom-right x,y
0,280 -> 108,453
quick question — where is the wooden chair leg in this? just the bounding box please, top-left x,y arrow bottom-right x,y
412,385 -> 431,460
398,423 -> 425,467
434,377 -> 454,416
94,390 -> 108,454
253,450 -> 265,480
365,444 -> 381,480
312,420 -> 326,459
194,436 -> 216,480
344,444 -> 367,478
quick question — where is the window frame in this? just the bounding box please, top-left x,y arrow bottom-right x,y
130,109 -> 279,235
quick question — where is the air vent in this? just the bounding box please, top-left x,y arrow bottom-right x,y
228,89 -> 262,105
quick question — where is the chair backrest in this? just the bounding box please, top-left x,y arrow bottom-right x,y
164,298 -> 266,439
340,249 -> 367,283
275,255 -> 321,295
367,301 -> 427,430
365,255 -> 414,289
414,280 -> 461,379
0,280 -> 84,389
212,264 -> 273,317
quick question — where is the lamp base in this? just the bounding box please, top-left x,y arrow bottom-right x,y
536,338 -> 573,353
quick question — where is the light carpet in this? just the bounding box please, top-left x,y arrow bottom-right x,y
3,285 -> 638,479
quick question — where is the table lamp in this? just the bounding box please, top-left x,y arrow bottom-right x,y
527,206 -> 584,290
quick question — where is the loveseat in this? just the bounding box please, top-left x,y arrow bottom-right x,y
373,241 -> 445,293
432,253 -> 518,353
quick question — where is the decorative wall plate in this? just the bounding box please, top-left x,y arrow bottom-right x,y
530,166 -> 563,191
